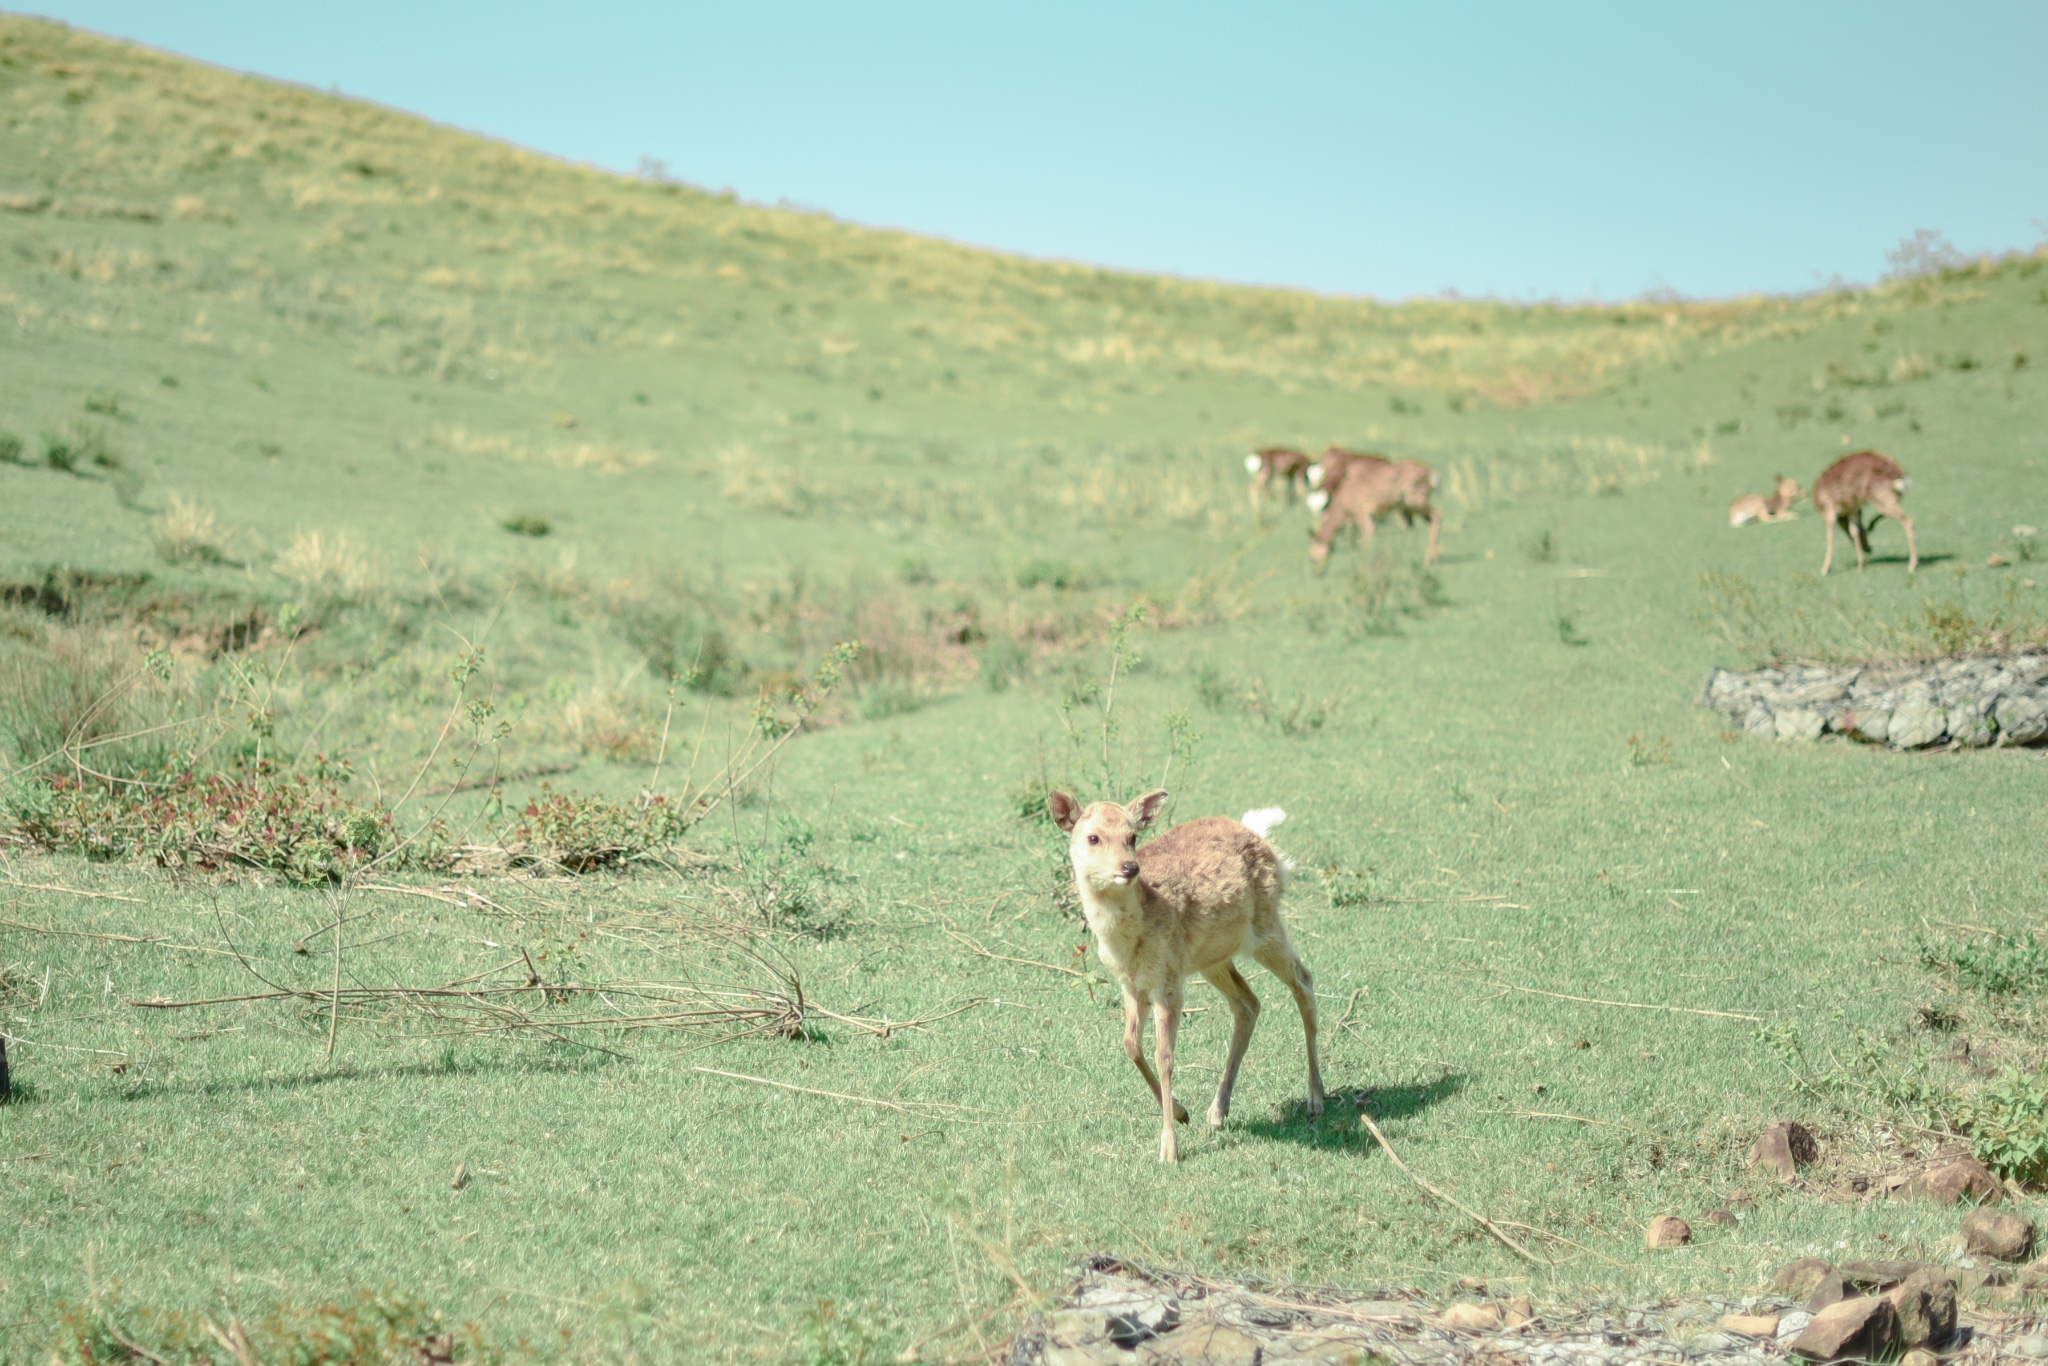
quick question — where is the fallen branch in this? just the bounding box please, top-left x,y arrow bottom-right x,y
0,878 -> 145,905
1357,1110 -> 1547,1269
693,1065 -> 975,1114
944,929 -> 1087,979
1422,969 -> 1764,1021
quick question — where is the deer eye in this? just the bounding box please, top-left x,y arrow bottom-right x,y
1086,834 -> 1099,845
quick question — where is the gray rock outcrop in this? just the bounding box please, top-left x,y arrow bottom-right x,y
1700,654 -> 2048,750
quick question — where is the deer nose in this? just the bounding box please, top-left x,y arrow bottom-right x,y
1119,860 -> 1139,880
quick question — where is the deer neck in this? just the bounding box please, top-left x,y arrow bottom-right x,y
1075,878 -> 1147,972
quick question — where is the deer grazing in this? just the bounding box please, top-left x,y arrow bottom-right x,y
1815,450 -> 1916,574
1728,475 -> 1802,526
1046,790 -> 1324,1163
1244,447 -> 1313,504
1304,447 -> 1441,572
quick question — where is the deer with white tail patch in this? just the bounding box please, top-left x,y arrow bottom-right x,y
1046,790 -> 1325,1162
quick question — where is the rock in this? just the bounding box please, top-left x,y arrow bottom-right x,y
1644,1215 -> 1691,1248
2018,1336 -> 2048,1359
1842,706 -> 1892,743
1720,1313 -> 1781,1337
1505,1297 -> 1534,1330
1441,1301 -> 1501,1331
1776,709 -> 1826,742
1749,1121 -> 1820,1180
1888,693 -> 1947,749
1837,1259 -> 1924,1290
1904,1159 -> 2001,1205
1957,1265 -> 2012,1298
1774,1311 -> 1814,1343
1788,1295 -> 1896,1360
1885,1271 -> 1956,1348
1743,705 -> 1774,736
1948,697 -> 1998,747
1996,692 -> 2048,745
1704,1208 -> 1739,1226
1772,1259 -> 1834,1301
1136,1322 -> 1261,1365
1902,1349 -> 1940,1366
1961,1207 -> 2035,1261
1805,1271 -> 1853,1312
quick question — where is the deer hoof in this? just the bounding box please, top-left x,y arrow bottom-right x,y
1159,1135 -> 1180,1163
1207,1103 -> 1227,1129
1306,1094 -> 1325,1118
1171,1100 -> 1189,1124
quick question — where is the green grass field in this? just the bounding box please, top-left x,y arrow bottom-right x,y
4,14 -> 2048,1363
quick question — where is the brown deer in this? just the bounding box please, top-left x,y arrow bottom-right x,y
1306,448 -> 1441,572
1045,791 -> 1324,1163
1245,447 -> 1312,504
1728,475 -> 1802,526
1816,450 -> 1916,574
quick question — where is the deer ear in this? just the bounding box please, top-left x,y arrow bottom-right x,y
1046,790 -> 1079,832
1126,789 -> 1169,830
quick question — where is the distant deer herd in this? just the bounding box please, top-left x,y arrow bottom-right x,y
1250,444 -> 1920,576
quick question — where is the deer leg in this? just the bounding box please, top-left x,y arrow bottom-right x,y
1899,510 -> 1917,573
1201,963 -> 1261,1127
1121,984 -> 1186,1123
1821,504 -> 1838,574
1853,513 -> 1871,570
1423,505 -> 1442,564
1152,987 -> 1185,1162
1253,941 -> 1325,1118
1309,503 -> 1348,575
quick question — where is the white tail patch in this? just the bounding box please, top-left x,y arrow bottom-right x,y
1240,806 -> 1286,839
1306,463 -> 1325,489
1241,806 -> 1294,887
1307,490 -> 1329,514
1245,454 -> 1263,476
1895,477 -> 1912,493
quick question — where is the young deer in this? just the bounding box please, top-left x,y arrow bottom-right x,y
1305,449 -> 1441,572
1728,474 -> 1802,526
1244,447 -> 1312,504
1046,790 -> 1324,1163
1815,450 -> 1916,574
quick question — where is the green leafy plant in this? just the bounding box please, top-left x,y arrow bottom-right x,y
1920,931 -> 2048,995
507,783 -> 691,872
1951,1068 -> 2048,1185
500,513 -> 551,537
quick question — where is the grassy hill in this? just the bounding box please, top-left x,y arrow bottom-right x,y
4,13 -> 2048,1363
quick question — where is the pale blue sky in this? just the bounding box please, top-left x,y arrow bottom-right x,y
21,1 -> 2048,300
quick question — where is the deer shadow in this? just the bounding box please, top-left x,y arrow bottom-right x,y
1233,1070 -> 1465,1151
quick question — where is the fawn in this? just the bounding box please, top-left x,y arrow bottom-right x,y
1304,448 -> 1441,572
1046,789 -> 1325,1163
1245,447 -> 1313,504
1815,450 -> 1916,574
1728,474 -> 1802,526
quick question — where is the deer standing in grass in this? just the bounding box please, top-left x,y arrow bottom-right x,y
1728,475 -> 1802,526
1244,447 -> 1313,505
1816,450 -> 1917,574
1304,448 -> 1442,572
1047,790 -> 1324,1163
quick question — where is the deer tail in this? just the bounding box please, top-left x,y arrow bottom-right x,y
1241,807 -> 1295,888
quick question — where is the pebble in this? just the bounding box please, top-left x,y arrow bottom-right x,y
2017,1337 -> 2048,1360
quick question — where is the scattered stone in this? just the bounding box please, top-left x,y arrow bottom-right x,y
1440,1301 -> 1501,1332
1805,1272 -> 1853,1313
1957,1266 -> 2012,1299
1902,1349 -> 1940,1366
1749,1121 -> 1820,1180
1887,1270 -> 1956,1348
2020,1337 -> 2048,1361
1772,1259 -> 1834,1301
1788,1295 -> 1896,1361
1645,1215 -> 1691,1249
1836,1259 -> 1923,1290
1775,1311 -> 1815,1343
1704,1208 -> 1739,1227
1904,1158 -> 2002,1206
1719,1313 -> 1781,1337
1961,1207 -> 2035,1262
1135,1321 -> 1261,1365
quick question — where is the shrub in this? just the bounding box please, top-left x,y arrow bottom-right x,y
156,496 -> 231,565
506,783 -> 692,872
0,430 -> 24,464
7,756 -> 439,885
500,513 -> 551,537
1951,1069 -> 2048,1185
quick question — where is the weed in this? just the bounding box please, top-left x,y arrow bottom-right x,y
41,422 -> 111,473
156,496 -> 231,565
48,1288 -> 518,1366
81,389 -> 121,415
1951,1068 -> 2048,1184
1017,558 -> 1098,591
1554,605 -> 1586,646
275,530 -> 380,606
1325,865 -> 1374,907
1626,734 -> 1673,766
1525,529 -> 1556,563
0,430 -> 23,464
1008,777 -> 1051,821
501,513 -> 552,537
897,555 -> 933,585
1919,931 -> 2048,995
1243,678 -> 1346,737
507,783 -> 691,872
1192,662 -> 1232,712
976,635 -> 1030,693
